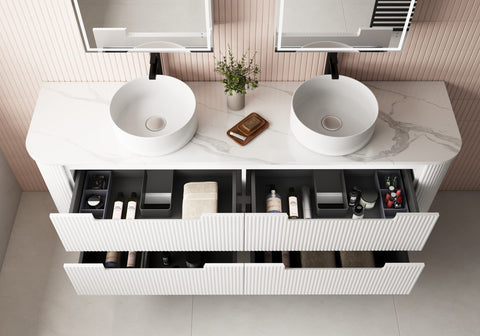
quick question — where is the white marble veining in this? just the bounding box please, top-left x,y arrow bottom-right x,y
26,81 -> 461,170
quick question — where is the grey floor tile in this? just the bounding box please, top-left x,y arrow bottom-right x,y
0,193 -> 58,336
192,295 -> 400,336
0,192 -> 193,336
394,191 -> 480,336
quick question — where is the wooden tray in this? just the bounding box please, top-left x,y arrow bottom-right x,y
227,112 -> 269,146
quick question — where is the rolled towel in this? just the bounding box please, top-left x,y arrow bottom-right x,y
182,181 -> 218,220
300,251 -> 336,268
339,251 -> 375,268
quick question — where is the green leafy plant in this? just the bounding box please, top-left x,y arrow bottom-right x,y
214,47 -> 260,95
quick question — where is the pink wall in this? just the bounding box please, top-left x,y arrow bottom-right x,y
0,0 -> 478,190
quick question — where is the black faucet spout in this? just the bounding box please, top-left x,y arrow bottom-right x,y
324,52 -> 339,80
149,53 -> 163,80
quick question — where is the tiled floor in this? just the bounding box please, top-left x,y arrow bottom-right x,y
0,191 -> 479,336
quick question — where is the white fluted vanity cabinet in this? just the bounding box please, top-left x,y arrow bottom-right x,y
26,81 -> 461,295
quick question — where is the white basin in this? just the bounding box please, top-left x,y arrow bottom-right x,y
290,75 -> 378,156
110,76 -> 197,156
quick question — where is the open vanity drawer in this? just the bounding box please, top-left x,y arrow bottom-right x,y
244,251 -> 423,295
65,251 -> 421,295
65,251 -> 243,295
245,170 -> 439,251
51,168 -> 438,252
50,170 -> 244,251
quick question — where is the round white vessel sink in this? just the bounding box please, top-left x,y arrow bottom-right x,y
290,75 -> 378,156
110,76 -> 197,156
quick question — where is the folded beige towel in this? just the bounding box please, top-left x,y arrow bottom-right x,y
339,251 -> 375,268
182,182 -> 218,220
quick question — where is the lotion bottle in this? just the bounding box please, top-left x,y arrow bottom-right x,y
105,192 -> 124,268
126,192 -> 138,268
266,185 -> 282,213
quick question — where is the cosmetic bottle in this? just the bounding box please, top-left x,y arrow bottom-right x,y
352,204 -> 364,219
301,186 -> 312,219
266,185 -> 282,213
126,192 -> 138,268
105,193 -> 124,268
161,252 -> 171,267
288,187 -> 299,219
282,251 -> 291,268
348,186 -> 361,206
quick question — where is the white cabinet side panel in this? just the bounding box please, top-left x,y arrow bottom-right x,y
51,213 -> 244,251
38,164 -> 72,213
416,162 -> 451,211
244,263 -> 424,295
245,213 -> 438,251
65,263 -> 243,295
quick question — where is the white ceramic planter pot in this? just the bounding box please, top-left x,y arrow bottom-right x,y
227,92 -> 245,110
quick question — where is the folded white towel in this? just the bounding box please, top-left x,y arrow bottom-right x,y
182,181 -> 218,220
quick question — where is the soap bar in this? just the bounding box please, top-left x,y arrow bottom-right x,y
182,182 -> 218,220
240,115 -> 262,133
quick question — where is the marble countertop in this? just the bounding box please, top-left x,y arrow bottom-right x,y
26,81 -> 461,169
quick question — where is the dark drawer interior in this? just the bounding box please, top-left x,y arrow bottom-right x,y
79,250 -> 409,269
248,169 -> 418,219
251,251 -> 410,268
79,251 -> 238,269
70,170 -> 241,219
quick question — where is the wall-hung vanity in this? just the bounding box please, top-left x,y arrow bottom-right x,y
25,0 -> 461,296
26,81 -> 461,295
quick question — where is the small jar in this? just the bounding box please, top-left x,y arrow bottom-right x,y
87,194 -> 103,209
359,190 -> 378,209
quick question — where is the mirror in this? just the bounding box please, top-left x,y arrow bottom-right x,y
72,0 -> 213,52
275,0 -> 416,52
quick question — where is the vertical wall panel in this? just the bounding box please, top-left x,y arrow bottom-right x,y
0,0 -> 479,190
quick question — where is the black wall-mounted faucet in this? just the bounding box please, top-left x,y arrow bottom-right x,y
149,53 -> 163,80
324,52 -> 339,80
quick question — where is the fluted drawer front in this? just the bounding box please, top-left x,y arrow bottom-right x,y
51,213 -> 244,251
65,263 -> 243,295
244,263 -> 424,295
245,213 -> 438,251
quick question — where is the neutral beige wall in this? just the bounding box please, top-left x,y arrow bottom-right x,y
0,0 -> 478,191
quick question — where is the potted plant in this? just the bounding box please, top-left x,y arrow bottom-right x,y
214,47 -> 260,110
